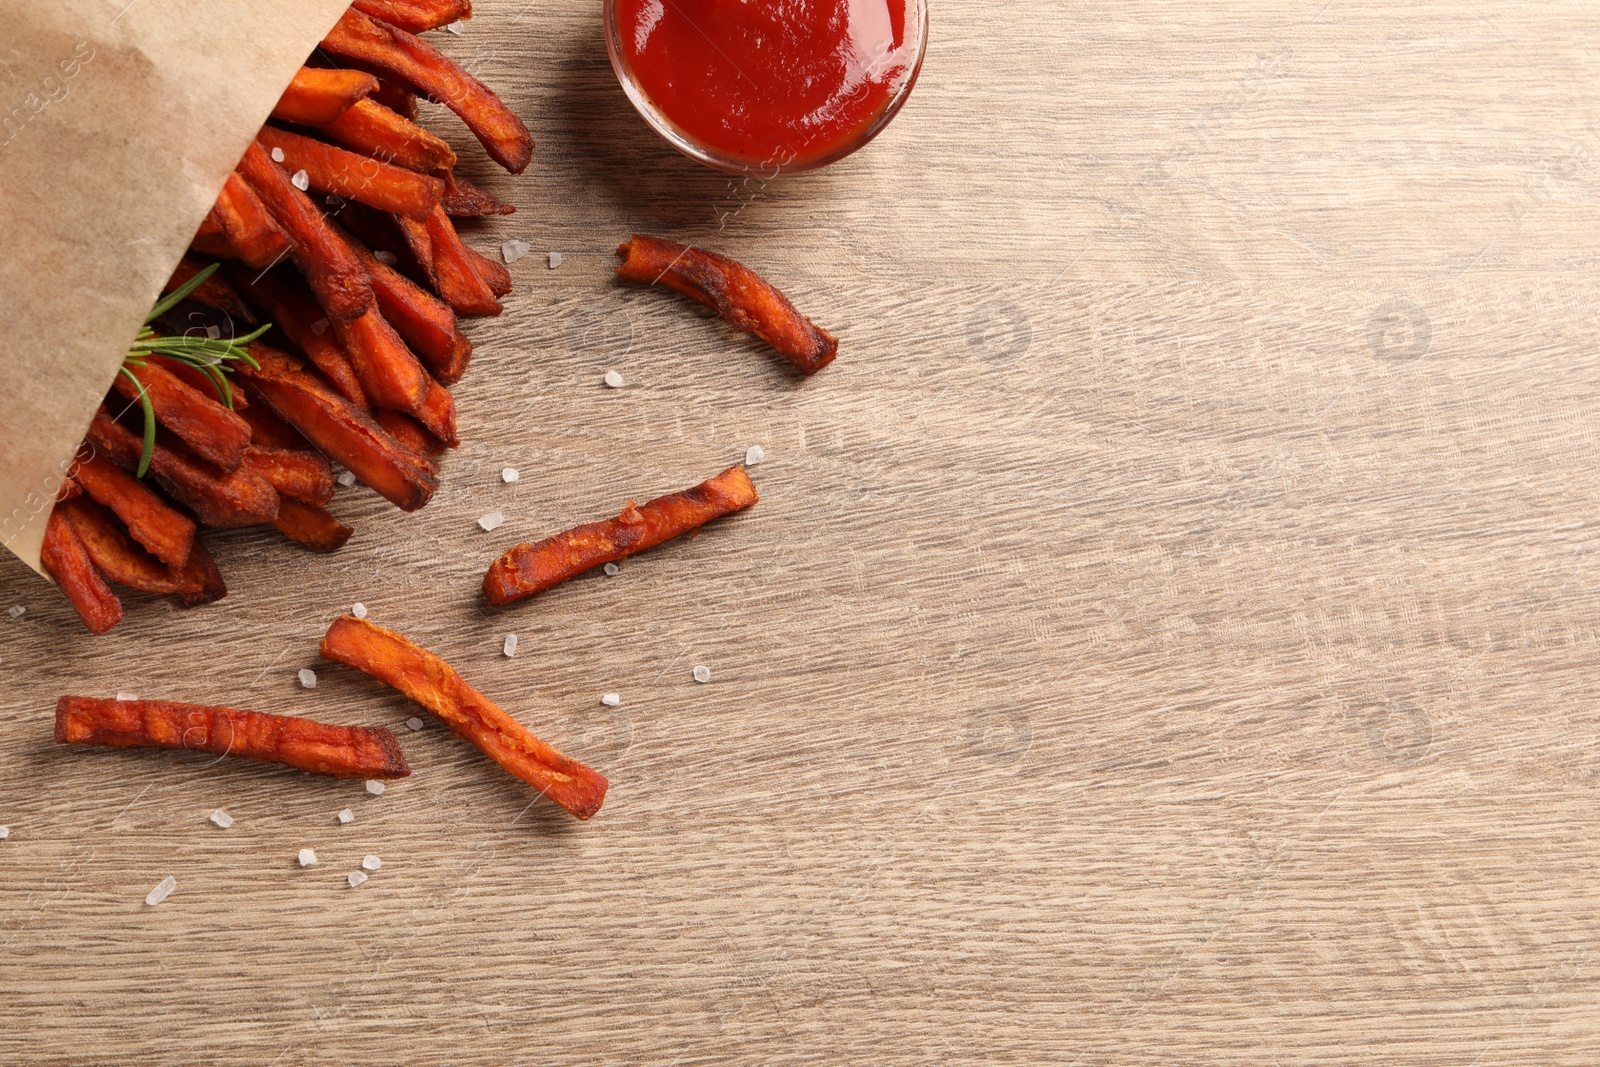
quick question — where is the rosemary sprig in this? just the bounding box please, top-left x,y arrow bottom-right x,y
122,262 -> 269,476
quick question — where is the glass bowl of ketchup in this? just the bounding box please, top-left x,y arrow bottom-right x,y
605,0 -> 929,175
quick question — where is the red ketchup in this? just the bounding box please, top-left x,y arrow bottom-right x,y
613,0 -> 919,170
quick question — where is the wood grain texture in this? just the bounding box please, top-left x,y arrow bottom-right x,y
4,1 -> 1600,1063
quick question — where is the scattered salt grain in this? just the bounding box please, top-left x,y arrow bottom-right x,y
746,445 -> 765,466
336,470 -> 357,487
145,876 -> 177,906
362,855 -> 382,871
348,870 -> 369,888
337,808 -> 354,825
373,250 -> 398,265
116,692 -> 138,702
298,668 -> 317,689
205,324 -> 221,340
0,826 -> 10,841
7,605 -> 22,619
601,693 -> 621,707
548,252 -> 563,269
604,370 -> 624,388
298,848 -> 318,867
503,633 -> 518,658
603,563 -> 621,577
270,146 -> 285,163
291,169 -> 310,191
352,602 -> 368,619
209,809 -> 233,829
693,665 -> 712,683
501,239 -> 531,264
444,20 -> 464,34
365,780 -> 386,796
311,318 -> 330,336
406,717 -> 423,732
501,467 -> 519,483
479,511 -> 505,532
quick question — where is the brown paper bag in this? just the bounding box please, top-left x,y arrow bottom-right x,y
0,0 -> 351,575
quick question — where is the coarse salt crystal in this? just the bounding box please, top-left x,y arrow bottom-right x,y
270,146 -> 285,163
336,470 -> 357,487
0,826 -> 9,841
298,668 -> 317,689
503,633 -> 519,658
298,848 -> 318,867
603,563 -> 621,577
693,665 -> 712,683
406,717 -> 424,732
337,808 -> 354,825
479,511 -> 505,531
362,855 -> 382,871
348,870 -> 369,887
311,318 -> 330,336
601,693 -> 621,707
501,239 -> 531,264
373,250 -> 398,265
352,602 -> 368,619
205,324 -> 221,340
117,692 -> 138,702
501,467 -> 519,483
746,445 -> 765,465
145,876 -> 177,906
548,252 -> 563,269
365,780 -> 386,796
291,169 -> 310,191
444,20 -> 464,33
604,370 -> 624,388
7,605 -> 23,619
209,809 -> 233,829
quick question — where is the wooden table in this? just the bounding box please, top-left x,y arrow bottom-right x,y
4,2 -> 1599,1063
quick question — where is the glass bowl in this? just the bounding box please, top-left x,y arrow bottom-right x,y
604,0 -> 929,176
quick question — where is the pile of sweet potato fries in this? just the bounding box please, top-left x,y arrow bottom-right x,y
41,0 -> 526,634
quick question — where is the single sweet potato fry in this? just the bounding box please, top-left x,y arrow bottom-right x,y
413,379 -> 459,448
273,498 -> 354,552
424,205 -> 500,316
318,97 -> 457,173
440,170 -> 514,217
240,344 -> 438,511
320,616 -> 607,819
211,172 -> 294,270
333,307 -> 432,415
256,126 -> 444,222
270,66 -> 379,126
70,451 -> 196,568
172,537 -> 227,606
226,265 -> 370,409
241,446 -> 335,507
483,465 -> 758,606
346,234 -> 469,382
466,244 -> 512,298
351,0 -> 472,34
41,509 -> 122,634
56,496 -> 200,597
162,255 -> 257,326
233,384 -> 314,450
374,409 -> 445,458
238,139 -> 373,324
616,235 -> 839,375
321,9 -> 533,173
56,696 -> 410,780
113,360 -> 253,471
89,408 -> 280,529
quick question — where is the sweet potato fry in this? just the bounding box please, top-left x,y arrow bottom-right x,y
190,212 -> 233,260
162,255 -> 257,325
321,9 -> 533,173
238,140 -> 373,324
332,307 -> 432,414
440,170 -> 514,217
172,538 -> 227,605
240,344 -> 438,511
347,235 -> 470,382
233,384 -> 313,450
41,509 -> 122,634
56,696 -> 410,780
113,360 -> 253,471
372,78 -> 418,120
320,617 -> 606,818
241,446 -> 335,507
424,205 -> 500,316
615,235 -> 839,375
466,245 -> 512,298
318,97 -> 456,173
225,265 -> 370,408
256,126 -> 444,222
374,409 -> 445,458
413,379 -> 459,448
89,408 -> 280,529
273,498 -> 353,552
56,479 -> 82,503
56,496 -> 200,597
70,451 -> 197,568
270,66 -> 379,126
211,172 -> 294,270
351,0 -> 472,34
483,465 -> 758,606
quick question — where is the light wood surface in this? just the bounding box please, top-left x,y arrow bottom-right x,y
4,2 -> 1600,1063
